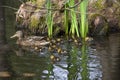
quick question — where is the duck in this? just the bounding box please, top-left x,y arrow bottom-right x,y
10,31 -> 50,46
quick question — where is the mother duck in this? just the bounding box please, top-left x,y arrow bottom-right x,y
10,31 -> 50,46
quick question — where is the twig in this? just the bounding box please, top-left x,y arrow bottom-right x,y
68,0 -> 83,8
0,6 -> 18,10
18,0 -> 24,4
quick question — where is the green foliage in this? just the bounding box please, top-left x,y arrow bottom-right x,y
64,3 -> 69,35
21,0 -> 89,38
63,0 -> 89,38
46,0 -> 53,37
68,0 -> 80,37
80,0 -> 89,38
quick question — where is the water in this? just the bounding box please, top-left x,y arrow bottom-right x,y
0,1 -> 120,80
94,33 -> 120,80
1,33 -> 120,80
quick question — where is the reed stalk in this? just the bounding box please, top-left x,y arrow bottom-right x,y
46,0 -> 53,37
68,0 -> 80,37
64,3 -> 69,35
79,0 -> 89,38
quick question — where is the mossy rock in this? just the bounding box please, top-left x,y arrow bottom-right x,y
30,10 -> 46,34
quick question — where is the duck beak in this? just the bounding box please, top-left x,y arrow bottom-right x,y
10,34 -> 17,39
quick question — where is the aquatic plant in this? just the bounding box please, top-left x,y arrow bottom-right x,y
46,0 -> 53,37
64,3 -> 69,35
17,0 -> 89,38
79,0 -> 89,38
68,0 -> 80,37
64,0 -> 89,38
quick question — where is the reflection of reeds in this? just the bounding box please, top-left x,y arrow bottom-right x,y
46,0 -> 53,37
79,0 -> 89,38
81,41 -> 89,80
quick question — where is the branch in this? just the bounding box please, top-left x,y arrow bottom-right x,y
0,6 -> 18,10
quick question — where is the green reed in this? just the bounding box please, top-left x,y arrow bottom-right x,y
22,0 -> 89,38
68,0 -> 80,37
40,0 -> 89,38
46,0 -> 53,37
79,0 -> 89,38
64,3 -> 69,35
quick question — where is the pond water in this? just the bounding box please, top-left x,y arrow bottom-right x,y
0,1 -> 120,80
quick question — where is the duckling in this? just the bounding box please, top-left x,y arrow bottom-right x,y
10,31 -> 50,46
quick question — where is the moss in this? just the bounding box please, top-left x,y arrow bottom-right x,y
93,0 -> 104,10
36,0 -> 46,7
30,18 -> 39,28
29,9 -> 46,34
30,8 -> 45,28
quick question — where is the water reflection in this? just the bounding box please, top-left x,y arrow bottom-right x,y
0,1 -> 13,79
3,34 -> 120,80
94,33 -> 120,80
81,41 -> 89,80
67,46 -> 80,80
2,27 -> 120,79
0,45 -> 11,79
0,0 -> 6,44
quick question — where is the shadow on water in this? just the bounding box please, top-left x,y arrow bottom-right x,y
1,0 -> 120,80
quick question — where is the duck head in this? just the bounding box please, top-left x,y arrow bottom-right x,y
10,31 -> 24,40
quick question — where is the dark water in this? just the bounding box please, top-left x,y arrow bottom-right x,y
0,1 -> 120,80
